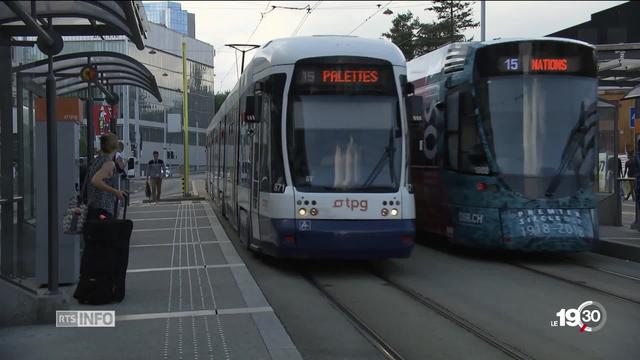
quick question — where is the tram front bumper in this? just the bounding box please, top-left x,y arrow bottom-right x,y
268,219 -> 415,259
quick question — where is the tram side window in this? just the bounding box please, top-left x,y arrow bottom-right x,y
446,92 -> 460,170
256,73 -> 287,193
445,90 -> 484,173
459,92 -> 486,174
269,74 -> 287,192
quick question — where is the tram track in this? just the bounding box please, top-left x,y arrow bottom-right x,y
507,261 -> 640,306
559,257 -> 640,282
302,271 -> 406,360
368,270 -> 535,360
303,268 -> 535,360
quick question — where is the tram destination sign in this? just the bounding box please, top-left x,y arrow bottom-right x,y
476,41 -> 597,77
501,208 -> 594,239
293,64 -> 395,95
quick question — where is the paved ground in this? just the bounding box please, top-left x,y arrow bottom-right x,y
597,200 -> 640,262
2,178 -> 638,360
0,197 -> 301,360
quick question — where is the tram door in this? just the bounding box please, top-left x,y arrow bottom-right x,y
249,98 -> 267,243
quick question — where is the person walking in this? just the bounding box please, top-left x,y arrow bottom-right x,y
147,151 -> 166,204
625,150 -> 637,201
86,133 -> 125,221
634,142 -> 640,208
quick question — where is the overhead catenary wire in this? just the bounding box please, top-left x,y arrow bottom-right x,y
291,1 -> 322,36
216,1 -> 274,91
347,1 -> 393,35
247,1 -> 272,42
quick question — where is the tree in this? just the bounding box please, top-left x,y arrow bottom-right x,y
382,2 -> 479,60
426,0 -> 479,42
382,11 -> 422,60
214,90 -> 230,114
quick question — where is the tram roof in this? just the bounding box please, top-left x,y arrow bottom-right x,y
477,37 -> 595,49
250,36 -> 406,69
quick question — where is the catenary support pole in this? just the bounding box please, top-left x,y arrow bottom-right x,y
481,0 -> 486,41
182,41 -> 190,196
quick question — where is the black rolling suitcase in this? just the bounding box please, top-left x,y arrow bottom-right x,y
74,198 -> 133,305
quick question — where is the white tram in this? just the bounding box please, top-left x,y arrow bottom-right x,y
206,36 -> 415,258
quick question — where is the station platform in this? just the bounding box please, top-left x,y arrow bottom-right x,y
0,197 -> 302,360
596,200 -> 640,262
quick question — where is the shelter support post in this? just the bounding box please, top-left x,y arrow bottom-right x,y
0,36 -> 14,277
46,55 -> 58,294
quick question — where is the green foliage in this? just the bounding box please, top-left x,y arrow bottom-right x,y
214,90 -> 230,113
382,1 -> 479,60
426,0 -> 479,40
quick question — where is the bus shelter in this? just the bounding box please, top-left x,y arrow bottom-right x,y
0,0 -> 153,325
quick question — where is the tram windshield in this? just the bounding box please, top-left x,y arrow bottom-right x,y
477,75 -> 598,198
474,41 -> 598,199
287,59 -> 402,193
288,95 -> 402,192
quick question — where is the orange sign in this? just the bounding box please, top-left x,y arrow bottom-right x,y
80,66 -> 98,82
35,97 -> 83,124
322,70 -> 379,83
530,58 -> 568,72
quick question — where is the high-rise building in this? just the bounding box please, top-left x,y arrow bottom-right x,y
144,1 -> 196,38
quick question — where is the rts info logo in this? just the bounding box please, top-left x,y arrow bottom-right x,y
550,301 -> 607,333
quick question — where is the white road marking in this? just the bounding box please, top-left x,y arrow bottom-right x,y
127,264 -> 245,273
128,209 -> 204,214
133,226 -> 210,233
130,241 -> 229,248
116,307 -> 274,322
189,203 -> 214,359
132,216 -> 208,222
162,204 -> 181,360
195,203 -> 231,359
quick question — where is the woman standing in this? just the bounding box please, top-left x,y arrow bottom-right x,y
86,133 -> 125,220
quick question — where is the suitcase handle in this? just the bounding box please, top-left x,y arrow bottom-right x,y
114,193 -> 129,220
122,193 -> 129,219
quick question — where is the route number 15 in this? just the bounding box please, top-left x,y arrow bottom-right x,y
504,58 -> 519,71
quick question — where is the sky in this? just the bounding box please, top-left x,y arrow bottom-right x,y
175,0 -> 627,93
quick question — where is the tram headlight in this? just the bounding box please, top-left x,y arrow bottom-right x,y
298,208 -> 307,216
390,208 -> 398,216
310,208 -> 318,216
381,208 -> 389,216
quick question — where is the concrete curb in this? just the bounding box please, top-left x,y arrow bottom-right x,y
0,278 -> 70,326
593,239 -> 640,263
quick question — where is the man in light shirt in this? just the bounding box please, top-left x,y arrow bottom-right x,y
147,151 -> 166,204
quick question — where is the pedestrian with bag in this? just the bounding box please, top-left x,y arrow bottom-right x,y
73,133 -> 133,305
86,133 -> 125,220
147,151 -> 165,205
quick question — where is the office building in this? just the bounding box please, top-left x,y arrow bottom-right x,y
14,21 -> 215,175
144,1 -> 196,37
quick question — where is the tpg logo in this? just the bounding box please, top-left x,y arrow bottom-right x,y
333,198 -> 368,212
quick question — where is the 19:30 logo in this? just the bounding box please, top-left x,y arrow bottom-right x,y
551,301 -> 607,333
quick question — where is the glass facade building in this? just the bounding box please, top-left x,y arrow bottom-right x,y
14,21 -> 214,176
144,1 -> 196,38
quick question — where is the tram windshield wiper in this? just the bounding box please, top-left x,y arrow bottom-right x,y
362,129 -> 397,189
544,101 -> 597,198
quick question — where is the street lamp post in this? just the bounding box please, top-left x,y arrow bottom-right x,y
224,44 -> 260,74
